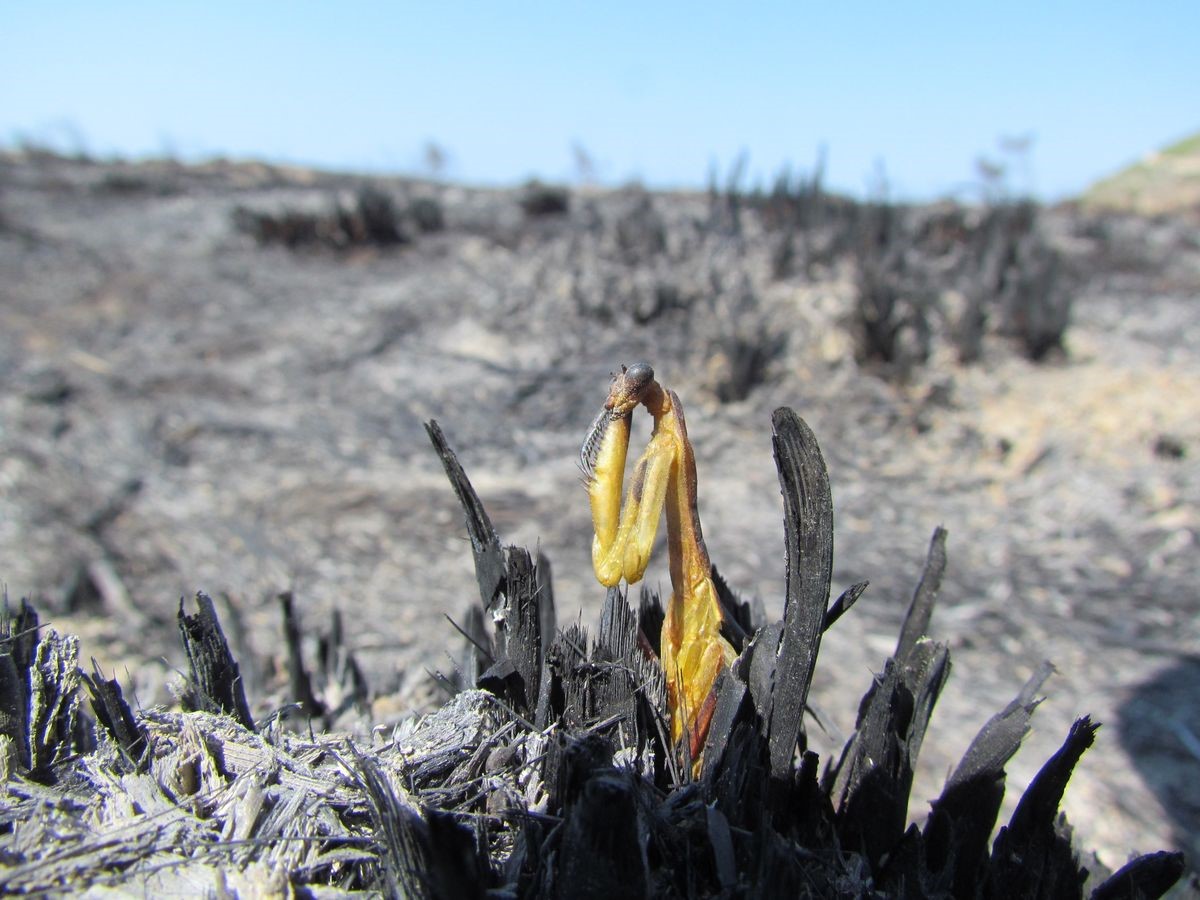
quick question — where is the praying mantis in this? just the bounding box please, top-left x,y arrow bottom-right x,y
581,363 -> 736,769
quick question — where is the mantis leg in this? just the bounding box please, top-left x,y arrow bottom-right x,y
619,429 -> 676,582
589,418 -> 676,586
586,411 -> 631,586
662,572 -> 736,753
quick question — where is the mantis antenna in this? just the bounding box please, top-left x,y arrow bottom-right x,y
581,363 -> 736,771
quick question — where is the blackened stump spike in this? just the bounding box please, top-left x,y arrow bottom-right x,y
1,598 -> 41,676
496,545 -> 543,716
947,659 -> 1054,791
698,668 -> 748,784
985,716 -> 1101,899
0,649 -> 31,773
453,606 -> 492,691
711,564 -> 753,649
1003,715 -> 1100,843
901,639 -> 952,767
637,586 -> 664,656
923,660 -> 1055,896
1090,851 -> 1186,900
597,586 -> 629,657
895,526 -> 948,661
0,599 -> 40,772
822,581 -> 869,633
744,621 -> 783,728
83,664 -> 150,772
425,420 -> 506,614
766,407 -> 834,780
535,550 -> 557,660
279,591 -> 325,719
832,639 -> 951,869
177,592 -> 255,731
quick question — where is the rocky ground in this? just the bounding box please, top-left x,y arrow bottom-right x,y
1,150 -> 1198,877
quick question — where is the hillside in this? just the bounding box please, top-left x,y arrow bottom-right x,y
1083,130 -> 1200,216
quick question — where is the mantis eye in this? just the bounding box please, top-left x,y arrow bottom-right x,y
625,362 -> 654,393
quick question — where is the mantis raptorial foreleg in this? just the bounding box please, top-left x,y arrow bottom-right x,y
581,363 -> 736,770
589,424 -> 674,586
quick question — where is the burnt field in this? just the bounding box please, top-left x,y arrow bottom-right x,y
1,150 -> 1198,880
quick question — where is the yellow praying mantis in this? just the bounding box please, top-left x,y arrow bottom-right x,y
581,363 -> 736,769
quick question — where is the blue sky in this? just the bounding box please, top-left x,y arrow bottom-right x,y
3,3 -> 1197,200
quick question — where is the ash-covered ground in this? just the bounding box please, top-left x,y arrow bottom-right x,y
1,151 -> 1197,873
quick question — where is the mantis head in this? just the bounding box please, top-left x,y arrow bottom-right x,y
604,362 -> 657,418
581,363 -> 660,482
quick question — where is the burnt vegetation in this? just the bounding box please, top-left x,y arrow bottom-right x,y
234,185 -> 441,251
224,154 -> 1081,401
0,415 -> 1185,897
839,198 -> 1075,372
519,180 -> 572,217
